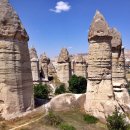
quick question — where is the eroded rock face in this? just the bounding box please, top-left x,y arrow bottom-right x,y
0,0 -> 29,42
110,28 -> 130,111
73,55 -> 87,78
58,48 -> 69,63
30,48 -> 40,82
85,11 -> 116,119
48,62 -> 56,77
0,0 -> 34,118
57,48 -> 71,87
40,53 -> 50,81
46,93 -> 86,112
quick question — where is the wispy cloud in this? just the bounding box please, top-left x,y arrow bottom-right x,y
50,1 -> 71,13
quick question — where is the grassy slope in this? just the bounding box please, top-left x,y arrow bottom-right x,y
16,111 -> 107,130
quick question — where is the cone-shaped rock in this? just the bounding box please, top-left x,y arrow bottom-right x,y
30,48 -> 40,83
40,53 -> 49,80
0,0 -> 29,41
85,11 -> 118,120
57,48 -> 71,87
58,48 -> 69,63
88,10 -> 110,41
0,0 -> 34,118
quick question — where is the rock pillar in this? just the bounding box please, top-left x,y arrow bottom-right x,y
57,48 -> 71,87
0,0 -> 34,118
73,55 -> 87,78
30,48 -> 40,83
84,11 -> 116,119
40,53 -> 49,81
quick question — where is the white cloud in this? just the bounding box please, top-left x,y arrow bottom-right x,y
50,1 -> 71,13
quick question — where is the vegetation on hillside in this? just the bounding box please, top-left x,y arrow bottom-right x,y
34,83 -> 51,99
83,114 -> 99,124
68,75 -> 87,94
106,109 -> 130,130
55,84 -> 66,95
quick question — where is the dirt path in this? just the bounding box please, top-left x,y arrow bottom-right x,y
9,114 -> 46,130
9,105 -> 48,130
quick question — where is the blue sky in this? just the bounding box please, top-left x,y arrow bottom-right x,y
10,0 -> 130,58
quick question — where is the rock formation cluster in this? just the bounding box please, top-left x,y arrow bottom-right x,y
85,11 -> 130,119
0,0 -> 34,118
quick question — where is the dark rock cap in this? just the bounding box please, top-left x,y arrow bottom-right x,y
58,48 -> 70,63
0,0 -> 29,41
88,10 -> 111,41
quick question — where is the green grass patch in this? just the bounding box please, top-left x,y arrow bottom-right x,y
59,123 -> 76,130
83,114 -> 99,124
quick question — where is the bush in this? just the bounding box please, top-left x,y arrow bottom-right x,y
34,83 -> 50,99
43,111 -> 63,127
55,84 -> 66,95
59,123 -> 76,130
106,109 -> 129,130
68,75 -> 87,94
83,114 -> 98,124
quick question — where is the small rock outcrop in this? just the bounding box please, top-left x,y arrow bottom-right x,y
0,0 -> 34,118
40,53 -> 50,81
30,48 -> 40,82
73,55 -> 87,78
57,48 -> 71,87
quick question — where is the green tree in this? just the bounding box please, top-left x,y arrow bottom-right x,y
106,109 -> 129,130
68,75 -> 87,94
55,84 -> 66,95
34,83 -> 50,99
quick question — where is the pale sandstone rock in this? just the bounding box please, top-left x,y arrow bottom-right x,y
85,11 -> 115,119
46,93 -> 86,112
30,48 -> 40,82
0,0 -> 34,118
73,55 -> 87,78
57,48 -> 71,87
48,62 -> 56,77
40,53 -> 49,81
110,28 -> 130,112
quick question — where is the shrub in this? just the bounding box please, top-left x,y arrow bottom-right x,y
34,83 -> 50,99
83,114 -> 98,124
55,84 -> 66,95
68,75 -> 87,94
106,109 -> 129,130
59,123 -> 76,130
43,111 -> 63,127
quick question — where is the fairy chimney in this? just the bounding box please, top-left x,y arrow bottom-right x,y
57,48 -> 71,87
30,48 -> 40,83
0,0 -> 34,118
73,55 -> 87,78
85,11 -> 117,119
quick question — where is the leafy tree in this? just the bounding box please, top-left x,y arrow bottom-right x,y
106,108 -> 129,130
68,75 -> 87,94
34,83 -> 50,99
55,84 -> 66,95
